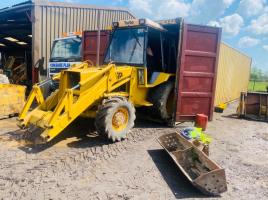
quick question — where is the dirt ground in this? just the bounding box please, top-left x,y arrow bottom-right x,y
0,103 -> 267,200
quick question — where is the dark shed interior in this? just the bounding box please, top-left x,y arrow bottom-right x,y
0,1 -> 33,86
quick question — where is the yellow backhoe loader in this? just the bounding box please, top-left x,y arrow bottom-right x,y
18,19 -> 176,143
18,18 -> 221,143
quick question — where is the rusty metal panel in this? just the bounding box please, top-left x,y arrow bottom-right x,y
238,92 -> 268,121
175,24 -> 221,121
33,1 -> 135,80
82,30 -> 110,66
214,43 -> 251,106
158,132 -> 227,196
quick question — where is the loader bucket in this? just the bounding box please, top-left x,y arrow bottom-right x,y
0,84 -> 26,118
157,132 -> 227,196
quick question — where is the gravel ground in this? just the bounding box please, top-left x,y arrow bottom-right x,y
0,103 -> 267,200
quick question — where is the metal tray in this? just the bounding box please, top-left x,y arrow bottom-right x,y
157,132 -> 227,196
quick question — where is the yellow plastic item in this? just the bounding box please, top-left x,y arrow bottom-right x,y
200,132 -> 212,144
190,128 -> 212,144
218,103 -> 227,110
0,84 -> 26,117
215,103 -> 227,113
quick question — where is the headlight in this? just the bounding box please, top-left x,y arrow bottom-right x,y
138,69 -> 145,85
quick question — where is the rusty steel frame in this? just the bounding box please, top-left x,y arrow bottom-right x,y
158,132 -> 227,196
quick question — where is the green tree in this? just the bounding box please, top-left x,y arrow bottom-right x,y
250,67 -> 268,81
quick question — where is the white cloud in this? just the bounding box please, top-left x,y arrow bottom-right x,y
219,14 -> 244,36
129,0 -> 190,19
155,0 -> 190,19
189,0 -> 235,24
223,0 -> 236,7
248,13 -> 268,35
129,0 -> 238,24
208,14 -> 244,36
238,0 -> 265,17
238,36 -> 260,47
263,45 -> 268,51
129,0 -> 152,15
208,20 -> 220,27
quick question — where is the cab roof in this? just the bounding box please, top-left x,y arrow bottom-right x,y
115,18 -> 166,31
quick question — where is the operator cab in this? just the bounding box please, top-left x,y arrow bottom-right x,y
104,19 -> 178,82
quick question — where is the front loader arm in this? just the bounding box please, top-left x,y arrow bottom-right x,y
41,75 -> 109,140
19,71 -> 61,122
18,63 -> 133,142
42,64 -> 133,141
18,85 -> 44,122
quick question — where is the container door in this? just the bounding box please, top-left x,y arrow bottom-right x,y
82,30 -> 110,65
175,24 -> 221,121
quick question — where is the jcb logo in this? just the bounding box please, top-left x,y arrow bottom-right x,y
117,72 -> 123,79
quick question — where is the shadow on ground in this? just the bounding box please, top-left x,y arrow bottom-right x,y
222,113 -> 268,123
64,118 -> 166,148
148,149 -> 208,199
221,114 -> 239,119
4,116 -> 166,154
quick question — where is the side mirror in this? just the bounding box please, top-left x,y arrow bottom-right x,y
34,57 -> 44,69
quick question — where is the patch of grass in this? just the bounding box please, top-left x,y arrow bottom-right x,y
248,81 -> 268,92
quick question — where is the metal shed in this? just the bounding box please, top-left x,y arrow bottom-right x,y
0,0 -> 134,84
214,42 -> 252,106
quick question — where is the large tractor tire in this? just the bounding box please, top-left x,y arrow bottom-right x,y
148,81 -> 175,122
95,97 -> 136,142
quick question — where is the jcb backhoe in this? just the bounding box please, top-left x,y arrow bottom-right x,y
18,19 -> 177,143
18,18 -> 221,143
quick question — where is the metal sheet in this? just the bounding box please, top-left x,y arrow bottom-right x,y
33,1 -> 135,80
175,24 -> 221,121
238,92 -> 268,121
158,132 -> 227,196
214,43 -> 251,106
82,30 -> 110,66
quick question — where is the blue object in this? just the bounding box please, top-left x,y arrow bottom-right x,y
180,127 -> 195,140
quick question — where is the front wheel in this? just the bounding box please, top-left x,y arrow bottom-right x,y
95,97 -> 136,142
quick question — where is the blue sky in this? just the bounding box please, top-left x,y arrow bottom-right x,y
1,0 -> 268,72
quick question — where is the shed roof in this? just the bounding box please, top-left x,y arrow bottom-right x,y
0,0 -> 134,16
0,1 -> 32,14
0,0 -> 135,50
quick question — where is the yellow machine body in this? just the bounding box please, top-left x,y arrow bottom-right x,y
18,62 -> 174,142
0,84 -> 26,118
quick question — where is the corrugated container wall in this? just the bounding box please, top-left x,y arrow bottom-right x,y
214,42 -> 251,106
32,1 -> 135,79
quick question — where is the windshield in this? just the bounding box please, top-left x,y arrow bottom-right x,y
51,37 -> 82,61
104,28 -> 145,65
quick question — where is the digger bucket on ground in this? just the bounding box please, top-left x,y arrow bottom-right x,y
0,84 -> 26,118
157,132 -> 227,196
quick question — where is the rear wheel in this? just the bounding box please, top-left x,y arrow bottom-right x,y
95,97 -> 136,142
148,81 -> 175,122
